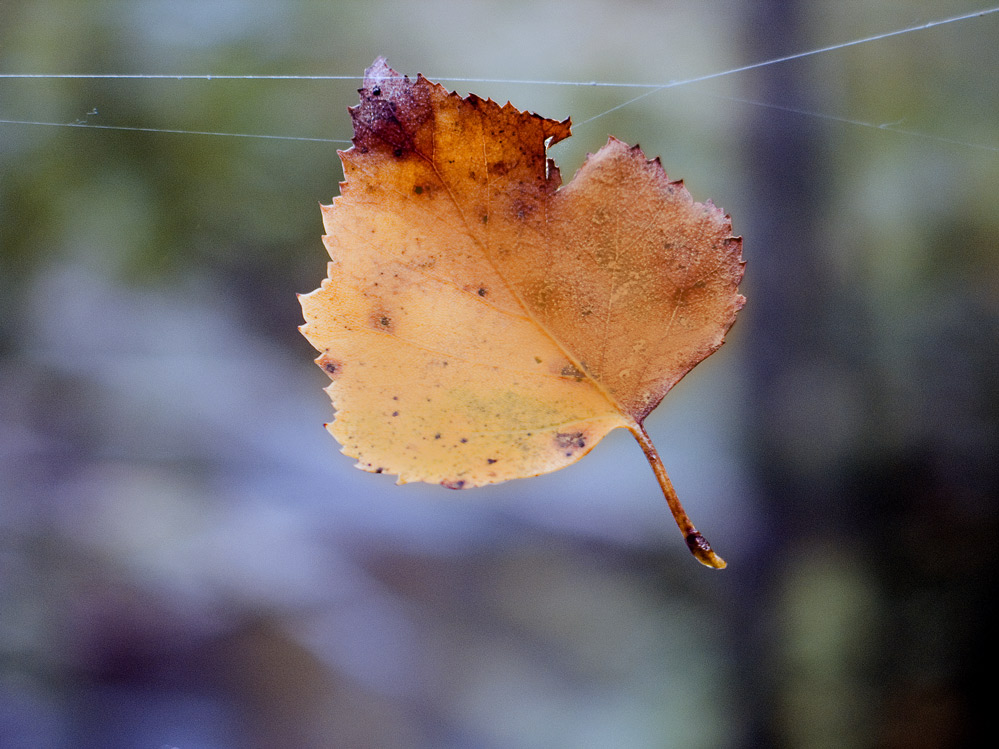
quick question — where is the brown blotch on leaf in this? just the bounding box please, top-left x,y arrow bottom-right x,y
555,432 -> 587,453
370,311 -> 395,332
349,58 -> 431,158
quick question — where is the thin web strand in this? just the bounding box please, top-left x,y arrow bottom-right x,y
0,118 -> 351,143
0,72 -> 629,83
3,5 -> 994,91
709,95 -> 999,153
573,5 -> 999,126
1,6 -> 996,149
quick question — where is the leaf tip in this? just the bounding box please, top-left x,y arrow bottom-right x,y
363,56 -> 396,84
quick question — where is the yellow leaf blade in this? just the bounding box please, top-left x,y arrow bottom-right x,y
299,58 -> 745,566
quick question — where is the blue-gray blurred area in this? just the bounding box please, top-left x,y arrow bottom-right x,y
2,1 -> 997,747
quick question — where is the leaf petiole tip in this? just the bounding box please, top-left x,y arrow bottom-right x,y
630,423 -> 728,569
685,531 -> 727,569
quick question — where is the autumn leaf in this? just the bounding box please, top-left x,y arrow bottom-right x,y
299,58 -> 745,567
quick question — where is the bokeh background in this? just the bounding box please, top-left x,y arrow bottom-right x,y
2,1 -> 997,747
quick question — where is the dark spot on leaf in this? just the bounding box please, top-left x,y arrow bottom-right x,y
372,86 -> 381,96
460,438 -> 468,443
316,354 -> 342,379
414,185 -> 423,194
375,467 -> 384,474
478,287 -> 487,297
487,458 -> 497,464
560,363 -> 585,381
481,214 -> 489,223
434,433 -> 441,439
369,311 -> 395,333
392,411 -> 399,417
513,200 -> 535,220
393,147 -> 404,157
555,432 -> 586,452
441,479 -> 466,490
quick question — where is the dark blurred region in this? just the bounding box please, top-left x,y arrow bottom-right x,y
2,1 -> 998,747
735,2 -> 998,748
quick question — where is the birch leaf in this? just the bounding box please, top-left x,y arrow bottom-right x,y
299,58 -> 745,567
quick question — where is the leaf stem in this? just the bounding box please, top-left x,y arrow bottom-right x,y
629,423 -> 727,569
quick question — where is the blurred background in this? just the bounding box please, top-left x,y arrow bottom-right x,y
2,1 -> 997,747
